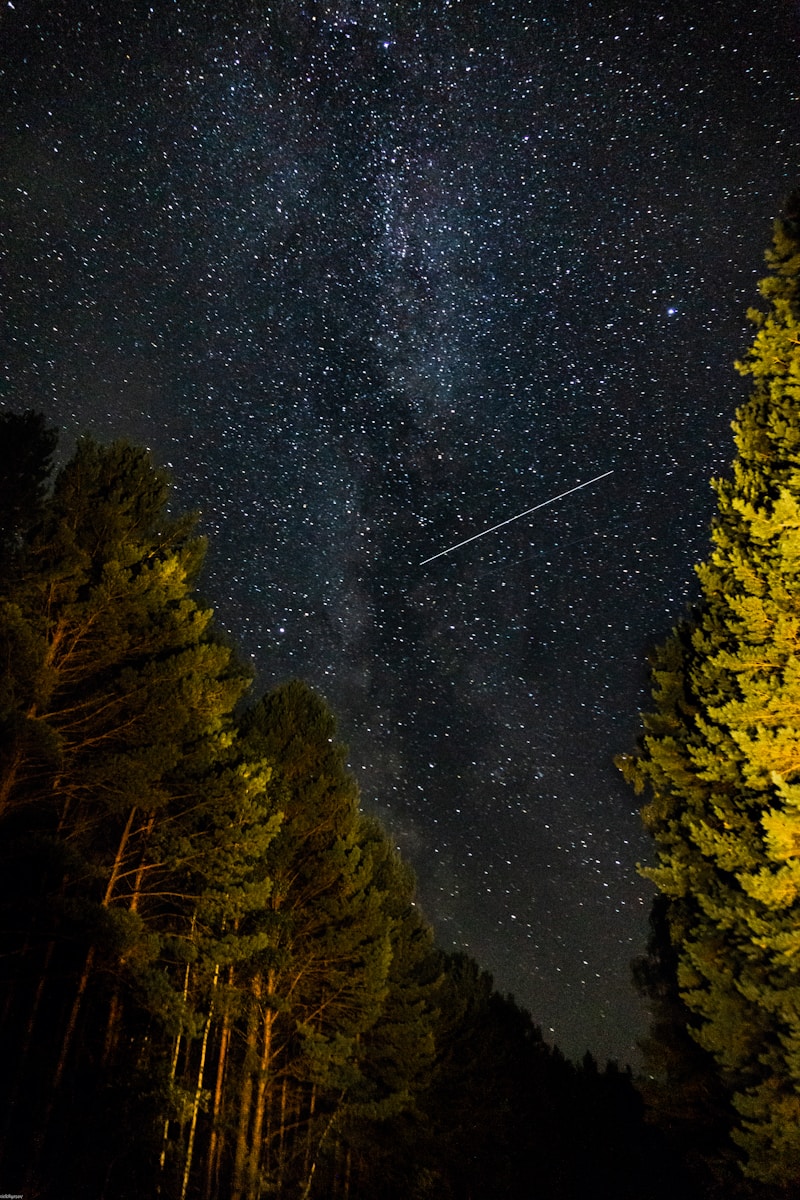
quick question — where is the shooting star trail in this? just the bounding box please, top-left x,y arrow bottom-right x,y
421,470 -> 614,566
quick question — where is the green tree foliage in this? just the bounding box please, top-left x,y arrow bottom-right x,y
329,817 -> 441,1199
618,193 -> 800,1189
414,953 -> 674,1200
0,428 -> 276,1198
228,681 -> 396,1199
0,413 -> 686,1199
632,897 -> 744,1200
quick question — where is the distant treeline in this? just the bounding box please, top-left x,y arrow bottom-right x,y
0,413 -> 676,1199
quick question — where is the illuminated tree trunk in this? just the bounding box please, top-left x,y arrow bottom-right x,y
245,970 -> 278,1200
101,811 -> 157,1068
180,963 -> 218,1200
0,740 -> 25,819
203,964 -> 234,1200
275,1075 -> 289,1194
301,1083 -> 318,1186
231,999 -> 258,1200
50,804 -> 139,1096
299,1104 -> 338,1200
158,956 -> 193,1188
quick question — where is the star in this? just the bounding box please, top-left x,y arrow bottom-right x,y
1,0 -> 798,1068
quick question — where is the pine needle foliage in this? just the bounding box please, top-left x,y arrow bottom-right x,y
618,193 -> 800,1189
0,415 -> 694,1199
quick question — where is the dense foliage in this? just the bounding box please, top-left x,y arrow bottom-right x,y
619,194 -> 800,1191
0,416 -> 669,1198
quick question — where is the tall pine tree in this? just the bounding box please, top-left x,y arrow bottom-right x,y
619,192 -> 800,1188
231,680 -> 394,1199
0,432 -> 275,1198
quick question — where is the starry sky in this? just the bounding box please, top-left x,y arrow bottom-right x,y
2,0 -> 799,1065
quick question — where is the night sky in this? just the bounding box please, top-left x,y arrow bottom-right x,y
2,0 -> 799,1065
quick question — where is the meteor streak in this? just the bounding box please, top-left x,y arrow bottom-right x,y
421,470 -> 614,566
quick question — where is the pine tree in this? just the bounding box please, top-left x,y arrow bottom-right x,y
0,432 -> 275,1197
231,680 -> 393,1199
328,817 -> 440,1199
631,897 -> 740,1199
618,192 -> 800,1188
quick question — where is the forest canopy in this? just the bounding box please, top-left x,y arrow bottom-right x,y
5,198 -> 800,1198
0,415 -> 660,1200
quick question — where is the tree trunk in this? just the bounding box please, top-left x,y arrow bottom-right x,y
231,995 -> 258,1200
276,1075 -> 288,1194
158,957 -> 193,1189
343,1143 -> 352,1200
302,1083 -> 317,1183
203,964 -> 234,1200
300,1104 -> 338,1200
246,972 -> 276,1200
126,812 -> 155,913
101,809 -> 156,1069
101,988 -> 123,1069
50,942 -> 95,1096
49,803 -> 139,1099
180,963 -> 218,1200
103,804 -> 138,905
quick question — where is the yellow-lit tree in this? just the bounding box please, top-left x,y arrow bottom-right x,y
0,433 -> 275,1198
619,193 -> 800,1187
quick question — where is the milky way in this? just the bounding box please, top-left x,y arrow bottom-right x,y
2,1 -> 799,1063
